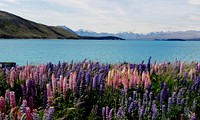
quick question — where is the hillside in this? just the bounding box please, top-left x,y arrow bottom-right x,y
0,10 -> 79,39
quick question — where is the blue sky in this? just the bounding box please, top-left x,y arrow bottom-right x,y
0,0 -> 200,33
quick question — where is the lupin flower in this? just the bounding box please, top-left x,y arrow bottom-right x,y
190,113 -> 196,120
106,106 -> 109,120
46,84 -> 52,101
114,72 -> 120,89
168,97 -> 172,112
63,76 -> 68,99
46,107 -> 55,120
0,96 -> 6,114
128,102 -> 134,113
109,108 -> 113,120
20,99 -> 27,113
85,72 -> 91,85
117,107 -> 123,119
139,105 -> 145,119
149,92 -> 153,101
162,105 -> 166,118
100,84 -> 103,97
59,75 -> 63,92
9,68 -> 16,88
26,107 -> 33,120
180,62 -> 184,74
9,91 -> 16,108
133,91 -> 137,100
122,72 -> 128,90
193,99 -> 197,110
172,92 -> 176,104
102,107 -> 105,120
29,96 -> 34,112
69,73 -> 73,90
51,73 -> 56,96
152,101 -> 157,120
93,75 -> 98,89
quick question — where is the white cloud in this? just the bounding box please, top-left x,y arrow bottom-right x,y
188,0 -> 200,5
1,0 -> 200,33
189,14 -> 200,21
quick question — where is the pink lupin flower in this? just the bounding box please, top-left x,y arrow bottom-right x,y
0,96 -> 6,114
72,72 -> 77,91
144,73 -> 151,89
5,90 -> 9,102
133,69 -> 138,86
51,73 -> 56,96
9,91 -> 16,108
142,71 -> 147,84
46,83 -> 52,101
114,72 -> 120,90
59,75 -> 64,92
129,73 -> 134,89
69,73 -> 73,90
180,62 -> 184,74
26,107 -> 33,120
122,73 -> 128,90
10,68 -> 16,88
107,71 -> 112,86
63,76 -> 68,99
57,81 -> 60,92
26,79 -> 29,93
19,70 -> 22,80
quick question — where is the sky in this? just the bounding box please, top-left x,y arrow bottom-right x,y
0,0 -> 200,33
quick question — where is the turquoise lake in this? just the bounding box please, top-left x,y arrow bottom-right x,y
0,39 -> 200,65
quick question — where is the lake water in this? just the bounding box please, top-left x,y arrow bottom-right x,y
0,39 -> 200,65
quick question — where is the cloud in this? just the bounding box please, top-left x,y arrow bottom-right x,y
188,0 -> 200,5
4,0 -> 19,4
189,14 -> 200,21
0,3 -> 7,6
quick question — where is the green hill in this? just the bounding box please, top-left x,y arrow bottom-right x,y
0,10 -> 79,39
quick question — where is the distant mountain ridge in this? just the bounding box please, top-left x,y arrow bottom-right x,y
0,10 -> 79,39
76,29 -> 200,40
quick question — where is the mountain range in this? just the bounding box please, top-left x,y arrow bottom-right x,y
75,29 -> 200,40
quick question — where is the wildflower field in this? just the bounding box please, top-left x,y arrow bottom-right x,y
0,58 -> 199,120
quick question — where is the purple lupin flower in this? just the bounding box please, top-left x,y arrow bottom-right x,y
139,105 -> 145,119
149,92 -> 153,101
133,91 -> 137,101
46,107 -> 55,120
20,99 -> 27,113
93,75 -> 98,89
21,85 -> 26,99
185,107 -> 190,116
128,102 -> 134,113
193,99 -> 197,110
160,89 -> 164,104
85,72 -> 91,85
152,100 -> 157,120
190,113 -> 196,120
100,84 -> 103,98
162,105 -> 166,118
181,98 -> 184,105
109,108 -> 113,120
29,96 -> 34,112
172,92 -> 176,104
143,90 -> 148,102
106,106 -> 109,120
102,107 -> 105,120
168,97 -> 172,112
117,107 -> 123,119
